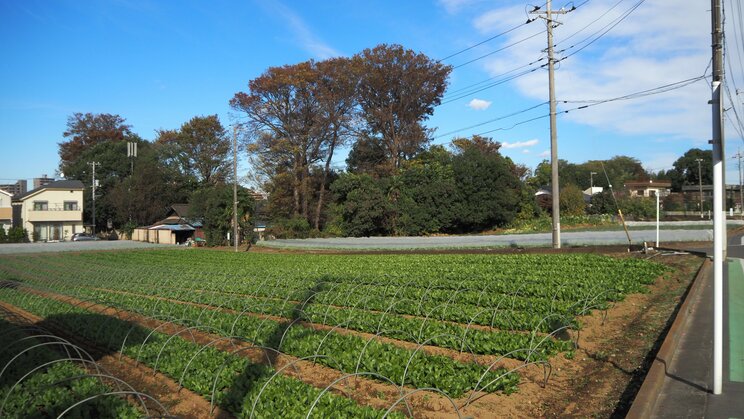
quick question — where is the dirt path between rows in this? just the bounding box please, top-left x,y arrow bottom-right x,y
82,285 -> 530,370
0,301 -> 230,419
0,251 -> 703,418
12,286 -> 529,418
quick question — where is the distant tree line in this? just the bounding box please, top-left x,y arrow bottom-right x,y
55,43 -> 715,242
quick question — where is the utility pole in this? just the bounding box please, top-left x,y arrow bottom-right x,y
87,161 -> 100,236
233,125 -> 239,253
710,0 -> 725,396
735,148 -> 743,214
531,0 -> 573,249
696,158 -> 704,218
127,142 -> 137,223
590,171 -> 597,189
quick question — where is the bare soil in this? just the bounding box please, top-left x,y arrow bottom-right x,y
0,250 -> 702,418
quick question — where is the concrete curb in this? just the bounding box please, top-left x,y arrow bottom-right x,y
626,257 -> 711,418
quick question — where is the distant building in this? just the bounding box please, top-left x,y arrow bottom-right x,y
0,189 -> 12,232
11,179 -> 84,242
0,179 -> 27,196
132,204 -> 203,245
623,180 -> 671,198
33,174 -> 55,189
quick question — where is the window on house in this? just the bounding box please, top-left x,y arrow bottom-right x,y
63,201 -> 78,211
33,201 -> 48,211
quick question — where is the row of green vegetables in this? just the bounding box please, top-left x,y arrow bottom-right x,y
0,253 -> 659,333
0,287 -> 522,400
3,251 -> 667,300
0,318 -> 141,418
0,289 -> 413,418
43,282 -> 572,359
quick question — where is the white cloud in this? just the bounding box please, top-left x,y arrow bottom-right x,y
642,152 -> 678,174
468,98 -> 492,110
472,0 -> 713,143
439,0 -> 471,14
502,138 -> 538,149
539,150 -> 550,158
522,149 -> 530,154
267,2 -> 340,59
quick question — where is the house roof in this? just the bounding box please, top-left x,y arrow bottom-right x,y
12,179 -> 85,202
624,180 -> 671,188
169,204 -> 191,218
0,189 -> 11,198
149,224 -> 195,231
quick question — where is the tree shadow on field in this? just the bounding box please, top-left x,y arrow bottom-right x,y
219,280 -> 326,415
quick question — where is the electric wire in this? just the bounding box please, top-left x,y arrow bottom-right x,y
437,73 -> 708,142
440,0 -> 641,105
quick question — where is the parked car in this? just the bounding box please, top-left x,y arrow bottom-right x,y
71,233 -> 98,241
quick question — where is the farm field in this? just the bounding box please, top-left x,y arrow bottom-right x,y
0,249 -> 701,418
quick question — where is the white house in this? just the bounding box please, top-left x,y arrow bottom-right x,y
0,189 -> 11,232
11,180 -> 84,242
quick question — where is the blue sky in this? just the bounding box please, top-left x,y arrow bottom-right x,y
1,0 -> 743,188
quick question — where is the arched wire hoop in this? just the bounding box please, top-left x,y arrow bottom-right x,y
354,329 -> 421,375
382,387 -> 462,419
463,359 -> 552,408
152,324 -> 226,373
246,355 -> 343,418
305,372 -> 412,419
209,345 -> 290,415
55,391 -> 172,418
0,340 -> 98,382
178,338 -> 274,390
0,357 -> 106,416
19,373 -> 153,417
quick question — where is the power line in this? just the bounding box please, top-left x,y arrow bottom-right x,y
439,20 -> 538,62
437,73 -> 707,142
555,0 -> 645,63
452,30 -> 546,69
438,0 -> 641,105
434,101 -> 549,139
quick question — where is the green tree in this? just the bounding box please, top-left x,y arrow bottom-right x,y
157,115 -> 231,186
331,173 -> 392,237
396,160 -> 457,235
346,136 -> 390,178
105,142 -> 194,229
450,143 -> 522,231
667,148 -> 712,192
587,190 -> 618,215
189,185 -> 254,247
62,139 -> 143,232
560,184 -> 586,216
59,113 -> 133,174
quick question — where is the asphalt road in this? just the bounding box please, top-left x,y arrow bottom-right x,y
0,240 -> 173,255
259,228 -> 718,250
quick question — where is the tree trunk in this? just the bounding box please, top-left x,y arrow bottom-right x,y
315,135 -> 337,230
301,153 -> 310,220
292,156 -> 301,217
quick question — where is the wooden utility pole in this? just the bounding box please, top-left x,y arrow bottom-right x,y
530,0 -> 573,249
87,161 -> 100,235
233,125 -> 239,253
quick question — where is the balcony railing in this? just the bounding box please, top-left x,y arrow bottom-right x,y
31,204 -> 79,211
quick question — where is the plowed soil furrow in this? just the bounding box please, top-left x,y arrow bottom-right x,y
12,286 -> 522,418
80,285 -> 530,371
0,301 -> 231,419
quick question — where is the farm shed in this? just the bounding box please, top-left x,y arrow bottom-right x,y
132,204 -> 204,244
